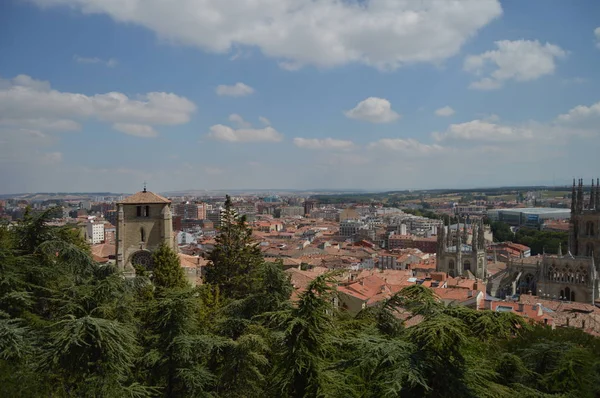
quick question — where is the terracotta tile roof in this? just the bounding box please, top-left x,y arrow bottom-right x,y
91,243 -> 115,259
119,190 -> 171,204
519,294 -> 599,313
93,254 -> 109,263
489,301 -> 552,325
178,253 -> 208,268
433,287 -> 481,302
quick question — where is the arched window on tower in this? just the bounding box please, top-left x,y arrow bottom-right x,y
448,260 -> 455,277
145,205 -> 150,217
564,287 -> 571,301
140,227 -> 146,243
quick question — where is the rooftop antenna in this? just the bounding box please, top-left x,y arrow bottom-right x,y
143,181 -> 147,193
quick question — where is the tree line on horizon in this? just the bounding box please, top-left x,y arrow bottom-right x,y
1,198 -> 599,397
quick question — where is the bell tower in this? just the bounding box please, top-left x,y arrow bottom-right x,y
116,187 -> 175,274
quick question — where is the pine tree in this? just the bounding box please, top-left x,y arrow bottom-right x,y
152,243 -> 188,290
267,274 -> 352,398
204,195 -> 264,299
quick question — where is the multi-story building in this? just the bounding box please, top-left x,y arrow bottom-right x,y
311,208 -> 339,221
304,199 -> 317,216
207,209 -> 222,227
487,208 -> 570,227
454,204 -> 487,216
174,202 -> 207,220
86,220 -> 105,244
105,210 -> 118,226
379,255 -> 398,270
278,206 -> 305,217
340,220 -> 364,237
389,234 -> 438,253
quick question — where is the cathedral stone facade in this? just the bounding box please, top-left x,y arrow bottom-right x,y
116,188 -> 176,274
437,219 -> 487,279
499,178 -> 600,304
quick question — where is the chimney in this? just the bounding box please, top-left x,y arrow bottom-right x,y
536,303 -> 543,317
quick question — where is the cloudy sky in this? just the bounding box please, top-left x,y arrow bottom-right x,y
1,0 -> 599,194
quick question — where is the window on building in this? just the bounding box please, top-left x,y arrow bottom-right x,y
140,227 -> 146,243
137,206 -> 142,217
586,243 -> 594,257
464,260 -> 471,271
564,287 -> 571,301
145,205 -> 150,217
586,221 -> 595,236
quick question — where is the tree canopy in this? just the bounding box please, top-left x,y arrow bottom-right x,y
1,208 -> 598,397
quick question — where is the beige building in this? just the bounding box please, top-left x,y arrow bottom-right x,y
116,189 -> 176,275
339,207 -> 359,222
436,220 -> 487,279
496,179 -> 600,304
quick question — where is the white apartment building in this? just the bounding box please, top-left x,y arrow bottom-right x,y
86,220 -> 105,244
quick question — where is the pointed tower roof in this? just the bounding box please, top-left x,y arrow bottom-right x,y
558,242 -> 562,257
119,190 -> 171,204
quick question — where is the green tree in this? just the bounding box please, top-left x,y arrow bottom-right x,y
204,195 -> 264,299
267,274 -> 352,398
491,221 -> 515,242
152,243 -> 188,290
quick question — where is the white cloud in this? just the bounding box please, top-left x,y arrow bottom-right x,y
433,120 -> 535,143
228,113 -> 251,128
74,55 -> 118,67
113,123 -> 158,138
0,118 -> 81,131
464,40 -> 566,89
367,138 -> 443,154
556,101 -> 600,125
468,78 -> 502,90
344,97 -> 400,123
0,74 -> 196,137
293,137 -> 356,151
435,106 -> 455,117
30,0 -> 502,70
216,82 -> 254,97
595,27 -> 600,49
258,116 -> 271,126
208,124 -> 282,143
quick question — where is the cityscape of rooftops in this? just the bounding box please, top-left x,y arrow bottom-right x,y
2,1 -> 600,396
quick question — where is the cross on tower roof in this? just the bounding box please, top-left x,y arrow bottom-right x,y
143,181 -> 147,193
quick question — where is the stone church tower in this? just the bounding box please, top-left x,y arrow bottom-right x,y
436,218 -> 487,279
501,178 -> 600,304
570,178 -> 600,264
116,187 -> 175,274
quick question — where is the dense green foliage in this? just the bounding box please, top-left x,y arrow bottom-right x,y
514,228 -> 568,255
491,221 -> 568,255
491,221 -> 515,242
1,207 -> 599,397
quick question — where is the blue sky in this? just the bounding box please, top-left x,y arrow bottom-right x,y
1,0 -> 599,194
